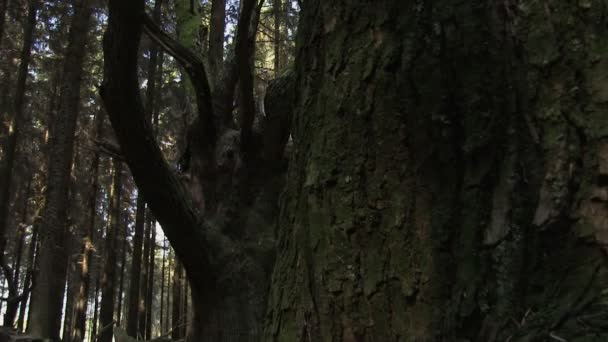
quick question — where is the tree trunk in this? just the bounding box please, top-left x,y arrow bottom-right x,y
17,224 -> 36,332
62,252 -> 78,341
70,110 -> 103,342
138,212 -> 151,339
0,0 -> 39,264
272,0 -> 281,76
265,1 -> 608,341
0,0 -> 8,50
90,275 -> 101,341
144,219 -> 155,339
125,196 -> 145,338
27,1 -> 92,339
164,247 -> 171,334
171,260 -> 182,341
115,216 -> 128,327
3,179 -> 30,327
98,161 -> 123,342
159,239 -> 166,335
208,0 -> 225,82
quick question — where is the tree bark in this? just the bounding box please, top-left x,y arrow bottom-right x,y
98,161 -> 123,342
265,1 -> 608,341
27,1 -> 92,339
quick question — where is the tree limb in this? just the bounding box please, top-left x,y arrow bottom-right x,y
142,13 -> 216,145
100,0 -> 218,291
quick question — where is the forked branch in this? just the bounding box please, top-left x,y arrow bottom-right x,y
142,13 -> 216,144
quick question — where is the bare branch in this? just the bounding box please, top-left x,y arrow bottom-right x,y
100,0 -> 219,291
142,13 -> 216,144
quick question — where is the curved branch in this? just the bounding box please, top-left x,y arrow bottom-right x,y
142,14 -> 216,144
100,0 -> 217,290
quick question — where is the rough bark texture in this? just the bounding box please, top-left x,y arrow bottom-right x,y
265,1 -> 608,341
27,1 -> 92,339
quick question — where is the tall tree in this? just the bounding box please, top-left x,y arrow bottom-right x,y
0,0 -> 39,266
27,0 -> 92,339
125,196 -> 145,338
70,110 -> 104,342
98,160 -> 123,342
170,260 -> 182,341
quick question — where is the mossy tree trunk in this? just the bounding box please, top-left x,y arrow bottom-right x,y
265,1 -> 608,341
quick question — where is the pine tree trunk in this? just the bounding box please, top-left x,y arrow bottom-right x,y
0,0 -> 8,49
159,239 -> 166,335
70,111 -> 103,342
272,0 -> 281,76
171,261 -> 182,341
0,0 -> 39,264
164,248 -> 171,334
144,220 -> 155,339
27,1 -> 92,338
98,161 -> 123,342
138,213 -> 151,339
125,196 -> 145,338
17,224 -> 36,332
3,179 -> 30,327
90,275 -> 100,341
115,217 -> 128,327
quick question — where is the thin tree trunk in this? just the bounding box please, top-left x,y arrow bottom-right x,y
0,0 -> 39,264
125,196 -> 145,337
17,224 -> 36,332
171,260 -> 182,341
159,239 -> 166,335
115,215 -> 128,326
272,0 -> 281,76
62,262 -> 75,340
0,0 -> 8,50
27,1 -> 92,338
208,0 -> 225,81
138,213 -> 151,339
164,247 -> 171,334
3,179 -> 30,327
90,275 -> 100,341
98,161 -> 123,342
144,221 -> 155,339
70,111 -> 103,342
